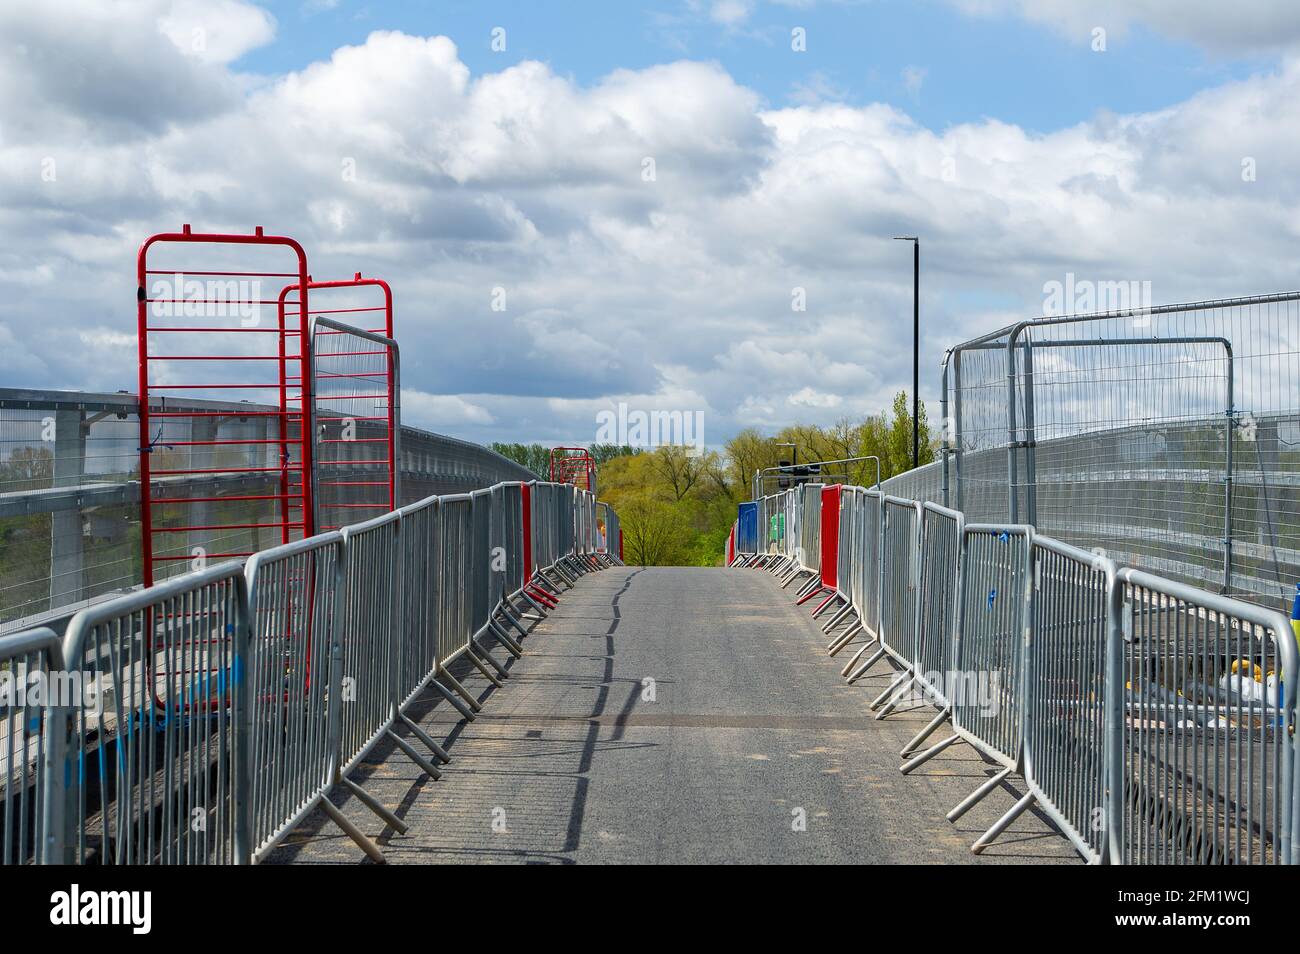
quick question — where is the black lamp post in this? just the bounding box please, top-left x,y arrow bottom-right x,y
893,236 -> 920,468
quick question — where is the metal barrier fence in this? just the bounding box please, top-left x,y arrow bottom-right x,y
54,561 -> 251,864
0,478 -> 617,865
245,532 -> 341,863
940,292 -> 1300,608
912,503 -> 963,707
0,626 -> 62,865
879,497 -> 921,668
1116,568 -> 1297,865
742,469 -> 1299,864
1024,535 -> 1117,864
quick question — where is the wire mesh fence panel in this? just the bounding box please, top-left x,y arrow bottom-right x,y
947,293 -> 1300,610
311,317 -> 398,533
952,526 -> 1032,769
879,460 -> 945,506
1116,567 -> 1297,865
0,627 -> 62,865
56,563 -> 250,864
1025,535 -> 1117,864
244,534 -> 341,862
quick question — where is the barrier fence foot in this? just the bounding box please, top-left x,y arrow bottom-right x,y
320,798 -> 388,864
821,604 -> 854,633
874,675 -> 914,720
431,675 -> 479,719
795,585 -> 825,606
472,639 -> 510,678
386,728 -> 444,781
794,577 -> 821,600
465,647 -> 505,687
971,791 -> 1036,855
868,669 -> 909,709
400,713 -> 452,763
946,764 -> 1013,822
341,775 -> 411,833
488,619 -> 524,658
811,593 -> 838,617
900,732 -> 961,775
542,567 -> 572,590
498,603 -> 530,638
846,646 -> 886,684
900,706 -> 951,758
526,585 -> 557,608
782,570 -> 810,590
837,639 -> 878,675
827,624 -> 861,656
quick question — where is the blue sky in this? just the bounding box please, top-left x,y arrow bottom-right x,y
243,0 -> 1275,133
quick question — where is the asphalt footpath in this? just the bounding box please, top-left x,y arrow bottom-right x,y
269,565 -> 1082,865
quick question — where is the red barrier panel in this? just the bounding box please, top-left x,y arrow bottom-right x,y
819,485 -> 841,589
727,523 -> 736,565
521,482 -> 533,584
619,530 -> 624,562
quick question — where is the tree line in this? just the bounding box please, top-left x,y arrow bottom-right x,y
497,391 -> 935,566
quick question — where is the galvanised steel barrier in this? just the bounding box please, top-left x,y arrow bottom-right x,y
245,532 -> 343,864
0,626 -> 63,865
849,496 -> 920,690
909,503 -> 964,712
4,478 -> 616,865
1022,535 -> 1119,864
762,459 -> 1300,863
1115,568 -> 1298,865
337,512 -> 401,778
885,523 -> 1034,850
53,561 -> 252,864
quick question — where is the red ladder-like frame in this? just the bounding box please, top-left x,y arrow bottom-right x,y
137,225 -> 314,588
548,446 -> 596,492
283,273 -> 395,529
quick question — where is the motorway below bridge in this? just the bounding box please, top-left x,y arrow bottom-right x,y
270,567 -> 1082,865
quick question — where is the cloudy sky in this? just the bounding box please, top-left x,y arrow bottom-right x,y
2,0 -> 1299,448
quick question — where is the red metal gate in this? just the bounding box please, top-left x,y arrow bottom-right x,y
137,225 -> 314,588
549,447 -> 596,492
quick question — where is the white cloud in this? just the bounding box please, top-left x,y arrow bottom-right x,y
158,0 -> 277,64
3,24 -> 1300,449
402,390 -> 495,427
947,0 -> 1300,52
711,0 -> 755,27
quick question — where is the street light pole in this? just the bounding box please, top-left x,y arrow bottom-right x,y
894,236 -> 920,469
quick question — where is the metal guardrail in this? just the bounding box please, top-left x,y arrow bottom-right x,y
739,473 -> 1299,865
0,386 -> 538,634
0,477 -> 619,865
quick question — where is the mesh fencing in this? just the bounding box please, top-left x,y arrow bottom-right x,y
939,292 -> 1300,611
